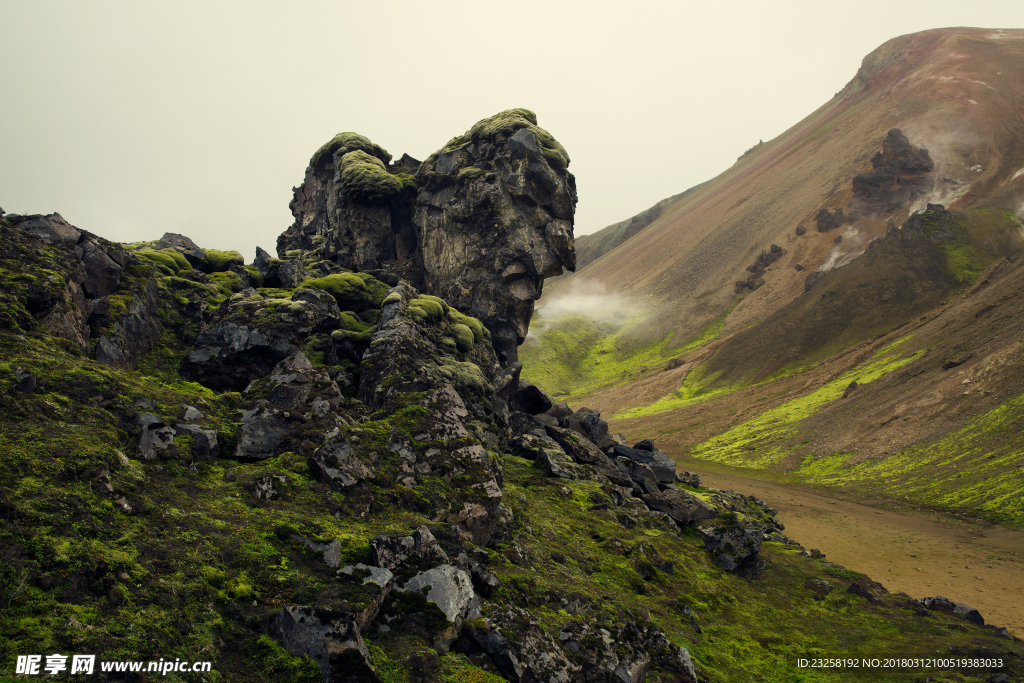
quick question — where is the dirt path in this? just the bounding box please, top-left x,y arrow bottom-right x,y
674,455 -> 1024,638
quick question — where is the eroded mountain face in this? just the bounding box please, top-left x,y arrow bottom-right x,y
278,109 -> 577,378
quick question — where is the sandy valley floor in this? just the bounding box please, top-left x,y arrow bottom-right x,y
675,455 -> 1024,638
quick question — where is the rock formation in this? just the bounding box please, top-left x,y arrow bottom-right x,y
852,128 -> 934,213
278,109 -> 577,383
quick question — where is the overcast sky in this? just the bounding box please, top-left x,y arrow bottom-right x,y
3,1 -> 1023,261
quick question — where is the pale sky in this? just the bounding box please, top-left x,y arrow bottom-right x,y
3,1 -> 1023,261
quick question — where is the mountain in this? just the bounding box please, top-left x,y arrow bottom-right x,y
539,28 -> 1024,348
4,104 -> 1021,683
521,29 -> 1024,531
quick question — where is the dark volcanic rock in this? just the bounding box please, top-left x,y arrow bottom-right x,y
847,582 -> 882,605
270,606 -> 377,683
371,526 -> 451,573
557,620 -> 698,683
153,233 -> 208,270
79,240 -> 122,298
415,111 -> 577,372
510,380 -> 554,414
609,443 -> 654,464
815,208 -> 846,233
536,447 -> 585,480
94,276 -> 162,368
566,407 -> 612,449
10,212 -> 82,244
804,578 -> 833,600
180,287 -> 342,391
919,596 -> 985,626
698,525 -> 762,572
456,606 -> 580,683
852,128 -> 935,214
470,562 -> 500,598
642,487 -> 717,525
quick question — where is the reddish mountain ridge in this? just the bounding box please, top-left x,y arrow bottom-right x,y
545,28 -> 1024,344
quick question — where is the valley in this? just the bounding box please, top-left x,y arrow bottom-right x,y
671,455 -> 1024,638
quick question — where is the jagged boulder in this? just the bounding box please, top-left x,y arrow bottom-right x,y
9,212 -> 82,245
642,487 -> 717,525
918,596 -> 985,626
180,287 -> 342,391
536,446 -> 586,480
852,128 -> 934,213
558,620 -> 698,683
456,606 -> 581,683
395,564 -> 480,650
371,526 -> 450,572
270,607 -> 377,683
698,525 -> 763,572
510,379 -> 554,414
566,407 -> 612,448
232,351 -> 346,459
153,233 -> 208,270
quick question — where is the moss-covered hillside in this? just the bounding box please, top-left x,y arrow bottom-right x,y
1,207 -> 1021,683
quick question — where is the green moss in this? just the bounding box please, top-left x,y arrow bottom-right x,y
407,297 -> 446,324
685,343 -> 925,467
448,310 -> 487,343
457,166 -> 485,182
243,265 -> 264,287
435,358 -> 491,395
433,109 -> 570,173
534,126 -> 570,172
394,172 -> 419,193
311,131 -> 391,169
207,271 -> 245,299
203,249 -> 245,273
520,305 -> 686,402
256,634 -> 320,681
337,150 -> 402,204
258,288 -> 294,300
468,108 -> 537,143
448,323 -> 475,352
798,391 -> 1024,527
332,328 -> 373,345
135,248 -> 190,275
438,337 -> 458,354
337,311 -> 372,333
298,273 -> 383,310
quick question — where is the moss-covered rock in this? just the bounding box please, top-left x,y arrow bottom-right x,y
135,247 -> 190,275
337,150 -> 403,204
310,131 -> 391,169
203,248 -> 245,272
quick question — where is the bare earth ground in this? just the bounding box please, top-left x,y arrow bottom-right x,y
674,454 -> 1024,638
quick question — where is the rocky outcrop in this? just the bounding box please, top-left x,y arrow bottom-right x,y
698,524 -> 763,572
270,607 -> 378,683
558,620 -> 698,683
815,208 -> 846,233
278,109 -> 577,381
3,214 -> 162,366
736,243 -> 783,292
917,596 -> 985,626
852,128 -> 934,214
180,287 -> 348,392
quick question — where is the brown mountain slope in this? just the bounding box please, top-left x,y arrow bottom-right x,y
543,28 -> 1024,347
600,249 -> 1024,522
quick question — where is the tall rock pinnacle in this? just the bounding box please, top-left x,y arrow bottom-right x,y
278,109 -> 577,384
